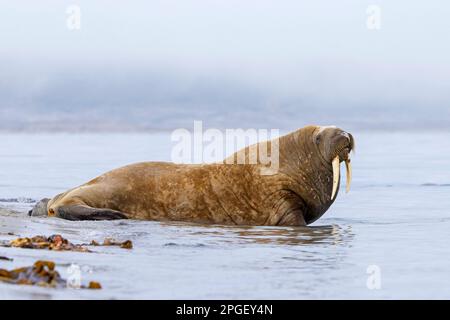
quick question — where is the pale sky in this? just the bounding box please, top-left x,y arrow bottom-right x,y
0,1 -> 449,130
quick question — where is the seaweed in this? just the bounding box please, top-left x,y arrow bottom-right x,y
0,260 -> 101,289
90,238 -> 133,249
0,234 -> 133,252
5,235 -> 91,252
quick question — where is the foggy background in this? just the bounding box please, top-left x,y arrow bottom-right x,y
0,0 -> 449,132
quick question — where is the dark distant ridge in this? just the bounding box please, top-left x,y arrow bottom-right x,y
1,69 -> 449,132
0,105 -> 448,133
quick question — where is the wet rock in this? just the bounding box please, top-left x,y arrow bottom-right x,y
0,256 -> 13,261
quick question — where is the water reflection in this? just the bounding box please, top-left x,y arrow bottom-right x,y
232,225 -> 354,246
1,207 -> 354,248
161,221 -> 354,247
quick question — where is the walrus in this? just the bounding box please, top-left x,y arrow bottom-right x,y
29,125 -> 354,226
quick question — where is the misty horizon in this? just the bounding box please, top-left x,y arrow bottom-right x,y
1,1 -> 449,131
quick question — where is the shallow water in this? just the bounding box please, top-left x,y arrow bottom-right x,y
1,131 -> 450,299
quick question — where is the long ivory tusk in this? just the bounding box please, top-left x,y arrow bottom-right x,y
345,159 -> 352,193
331,156 -> 340,200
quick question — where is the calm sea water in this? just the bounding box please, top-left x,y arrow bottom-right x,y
1,131 -> 450,299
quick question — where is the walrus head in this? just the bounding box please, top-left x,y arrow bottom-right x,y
312,126 -> 355,200
269,125 -> 355,225
28,198 -> 50,217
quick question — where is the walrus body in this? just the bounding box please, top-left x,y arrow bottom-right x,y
30,125 -> 354,226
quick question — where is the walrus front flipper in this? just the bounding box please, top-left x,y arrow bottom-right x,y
57,205 -> 128,221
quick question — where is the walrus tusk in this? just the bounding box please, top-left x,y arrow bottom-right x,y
345,159 -> 352,193
331,156 -> 340,200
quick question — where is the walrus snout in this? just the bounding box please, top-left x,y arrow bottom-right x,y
29,198 -> 50,217
337,146 -> 351,162
331,132 -> 354,162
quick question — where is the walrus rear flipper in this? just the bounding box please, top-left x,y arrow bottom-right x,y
57,205 -> 128,221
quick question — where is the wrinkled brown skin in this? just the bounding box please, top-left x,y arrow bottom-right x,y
37,125 -> 354,226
